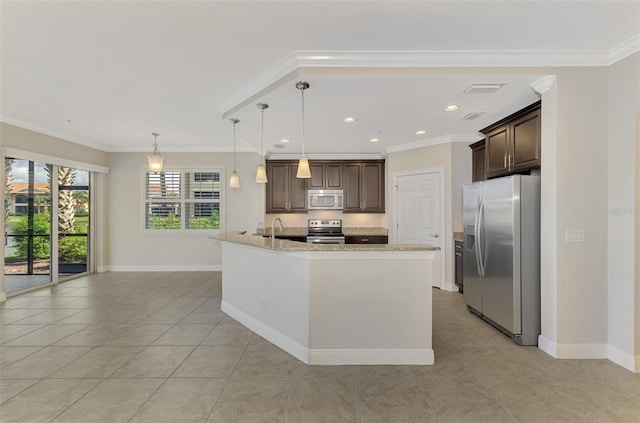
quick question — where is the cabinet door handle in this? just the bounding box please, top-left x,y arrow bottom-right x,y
361,238 -> 369,242
504,155 -> 507,168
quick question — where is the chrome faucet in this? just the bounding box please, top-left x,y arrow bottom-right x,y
271,218 -> 284,240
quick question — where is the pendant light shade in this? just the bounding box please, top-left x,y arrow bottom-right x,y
229,170 -> 240,188
295,81 -> 311,179
229,118 -> 240,188
147,132 -> 165,172
255,164 -> 267,183
296,157 -> 311,178
255,103 -> 269,183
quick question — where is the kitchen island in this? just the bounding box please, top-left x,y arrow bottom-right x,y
215,232 -> 439,365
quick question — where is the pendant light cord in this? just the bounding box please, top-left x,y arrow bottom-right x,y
233,121 -> 237,170
260,107 -> 265,164
300,88 -> 305,157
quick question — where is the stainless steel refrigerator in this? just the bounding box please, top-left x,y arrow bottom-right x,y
463,175 -> 540,345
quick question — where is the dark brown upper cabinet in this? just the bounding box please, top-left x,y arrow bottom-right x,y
470,140 -> 486,182
481,101 -> 541,179
265,161 -> 307,213
266,159 -> 385,214
308,162 -> 342,189
343,161 -> 385,213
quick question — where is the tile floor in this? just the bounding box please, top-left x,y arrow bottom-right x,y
0,271 -> 638,422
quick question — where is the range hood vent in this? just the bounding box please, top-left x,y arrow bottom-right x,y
463,83 -> 506,94
460,112 -> 485,121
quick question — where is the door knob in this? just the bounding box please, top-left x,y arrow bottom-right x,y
430,234 -> 439,238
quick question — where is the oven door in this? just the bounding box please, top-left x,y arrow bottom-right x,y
307,236 -> 346,245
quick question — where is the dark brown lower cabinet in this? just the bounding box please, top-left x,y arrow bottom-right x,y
346,235 -> 388,244
454,240 -> 464,293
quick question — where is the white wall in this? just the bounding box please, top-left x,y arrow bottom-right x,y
607,53 -> 639,370
554,67 -> 610,348
105,151 -> 263,270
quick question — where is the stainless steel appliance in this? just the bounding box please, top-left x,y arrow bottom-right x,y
307,219 -> 345,244
307,190 -> 344,210
463,175 -> 540,345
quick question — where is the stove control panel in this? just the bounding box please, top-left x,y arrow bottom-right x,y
308,219 -> 342,228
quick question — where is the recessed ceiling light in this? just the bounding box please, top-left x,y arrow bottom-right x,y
415,130 -> 426,135
444,105 -> 460,112
369,138 -> 379,143
343,117 -> 357,123
280,138 -> 290,143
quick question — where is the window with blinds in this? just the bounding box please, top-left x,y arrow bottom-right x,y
144,170 -> 222,232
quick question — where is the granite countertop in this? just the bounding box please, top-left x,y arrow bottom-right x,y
214,232 -> 438,252
257,227 -> 388,237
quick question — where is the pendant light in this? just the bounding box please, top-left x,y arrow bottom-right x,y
229,118 -> 240,188
147,132 -> 165,172
295,81 -> 311,179
255,103 -> 269,183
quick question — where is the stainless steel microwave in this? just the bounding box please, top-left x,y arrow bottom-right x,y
307,189 -> 344,210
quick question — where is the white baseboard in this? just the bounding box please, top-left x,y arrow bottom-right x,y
608,344 -> 640,373
104,265 -> 221,272
538,335 -> 557,357
538,335 -> 607,359
308,348 -> 434,365
222,300 -> 435,366
442,281 -> 459,292
0,291 -> 6,303
221,301 -> 308,363
96,266 -> 106,274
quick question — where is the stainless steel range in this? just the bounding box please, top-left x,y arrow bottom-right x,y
307,219 -> 345,244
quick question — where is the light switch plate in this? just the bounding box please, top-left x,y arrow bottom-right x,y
565,229 -> 585,243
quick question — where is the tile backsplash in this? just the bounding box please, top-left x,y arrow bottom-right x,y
260,211 -> 386,229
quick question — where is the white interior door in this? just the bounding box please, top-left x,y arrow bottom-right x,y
396,171 -> 442,287
397,172 -> 441,246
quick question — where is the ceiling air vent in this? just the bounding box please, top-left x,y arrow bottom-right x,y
460,112 -> 485,121
463,83 -> 506,94
273,143 -> 285,149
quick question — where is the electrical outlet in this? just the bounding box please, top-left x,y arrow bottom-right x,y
565,229 -> 585,243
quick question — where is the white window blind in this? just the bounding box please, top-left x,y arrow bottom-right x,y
144,170 -> 222,233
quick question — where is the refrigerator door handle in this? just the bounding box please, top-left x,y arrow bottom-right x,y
474,196 -> 483,276
477,197 -> 486,277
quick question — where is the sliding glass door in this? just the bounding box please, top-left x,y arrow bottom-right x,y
58,168 -> 89,276
4,159 -> 52,293
4,158 -> 92,294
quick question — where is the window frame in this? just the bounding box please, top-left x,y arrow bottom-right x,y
142,167 -> 224,235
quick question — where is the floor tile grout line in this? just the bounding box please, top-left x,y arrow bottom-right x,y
350,366 -> 363,423
204,340 -> 252,422
125,376 -> 171,423
281,376 -> 294,423
0,377 -> 42,405
45,376 -> 109,422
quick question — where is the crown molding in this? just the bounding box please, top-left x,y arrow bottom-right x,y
530,75 -> 556,95
266,152 -> 384,161
218,52 -> 299,115
608,34 -> 640,65
384,134 -> 482,154
1,116 -> 110,152
218,46 -> 638,115
295,50 -> 614,68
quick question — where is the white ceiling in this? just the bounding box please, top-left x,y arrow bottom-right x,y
1,1 -> 638,156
